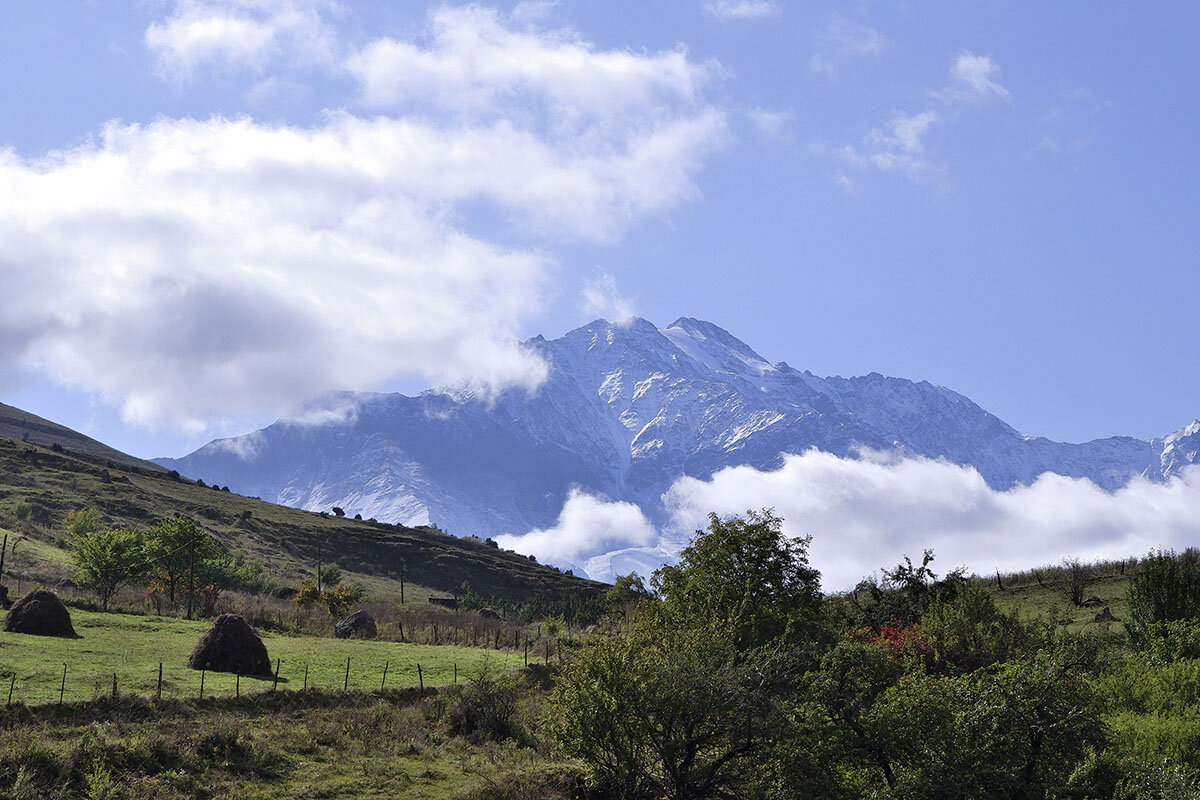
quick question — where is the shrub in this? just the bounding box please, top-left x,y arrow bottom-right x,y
1129,549 -> 1200,639
449,669 -> 524,743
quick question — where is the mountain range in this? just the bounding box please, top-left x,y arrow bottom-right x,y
156,317 -> 1200,575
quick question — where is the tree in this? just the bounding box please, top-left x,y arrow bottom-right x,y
70,526 -> 147,611
1129,549 -> 1200,633
652,509 -> 823,649
144,517 -> 220,604
551,611 -> 798,800
1059,557 -> 1094,608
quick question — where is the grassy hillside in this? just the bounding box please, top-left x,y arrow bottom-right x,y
0,431 -> 603,605
980,558 -> 1135,635
0,402 -> 165,473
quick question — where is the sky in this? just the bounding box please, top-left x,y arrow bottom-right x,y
2,0 -> 1199,463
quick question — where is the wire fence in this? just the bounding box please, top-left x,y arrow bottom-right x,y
1,647 -> 539,707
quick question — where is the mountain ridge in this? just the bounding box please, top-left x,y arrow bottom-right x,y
156,316 -> 1198,571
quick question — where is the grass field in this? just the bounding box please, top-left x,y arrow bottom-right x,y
0,609 -> 529,704
982,568 -> 1132,635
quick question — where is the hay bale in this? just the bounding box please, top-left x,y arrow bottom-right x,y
4,589 -> 76,637
188,614 -> 272,676
334,609 -> 377,639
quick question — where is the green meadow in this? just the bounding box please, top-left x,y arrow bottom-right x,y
0,608 -> 527,704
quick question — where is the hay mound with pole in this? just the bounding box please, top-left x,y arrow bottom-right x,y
188,614 -> 272,676
4,589 -> 76,637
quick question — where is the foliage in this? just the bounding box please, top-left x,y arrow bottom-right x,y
293,580 -> 321,609
1128,549 -> 1200,640
65,507 -> 99,538
550,610 -> 795,800
143,517 -> 221,604
448,667 -> 525,743
846,549 -> 968,629
320,582 -> 366,617
653,508 -> 823,649
317,562 -> 342,588
605,572 -> 651,606
69,525 -> 147,611
1060,557 -> 1096,607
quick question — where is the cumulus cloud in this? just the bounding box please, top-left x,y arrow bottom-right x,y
516,449 -> 1200,591
4,10 -> 727,432
664,450 -> 1200,590
146,0 -> 340,80
828,50 -> 1008,186
495,488 -> 659,570
704,1 -> 780,21
809,15 -> 883,77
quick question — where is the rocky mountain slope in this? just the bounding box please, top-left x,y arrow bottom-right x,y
157,317 -> 1199,554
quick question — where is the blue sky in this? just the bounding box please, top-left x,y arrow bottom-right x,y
2,0 -> 1198,460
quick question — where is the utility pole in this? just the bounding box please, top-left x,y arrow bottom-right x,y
186,539 -> 195,620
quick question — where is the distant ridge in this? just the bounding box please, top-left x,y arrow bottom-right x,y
0,401 -> 165,473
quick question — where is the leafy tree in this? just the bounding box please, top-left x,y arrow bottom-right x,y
551,611 -> 799,800
144,517 -> 220,603
64,507 -> 100,538
605,572 -> 652,606
653,508 -> 823,649
70,526 -> 147,611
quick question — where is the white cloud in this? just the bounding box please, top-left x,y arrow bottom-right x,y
3,10 -> 727,432
582,274 -> 637,324
809,15 -> 883,77
704,1 -> 780,21
146,0 -> 340,80
828,50 -> 1007,185
663,450 -> 1200,591
518,449 -> 1200,591
496,488 -> 659,570
747,107 -> 792,141
947,51 -> 1009,100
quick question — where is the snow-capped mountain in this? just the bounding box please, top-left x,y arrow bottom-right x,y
157,316 -> 1198,560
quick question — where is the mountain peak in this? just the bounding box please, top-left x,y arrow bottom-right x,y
661,316 -> 774,378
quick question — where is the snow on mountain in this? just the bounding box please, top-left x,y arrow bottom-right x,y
157,317 -> 1198,575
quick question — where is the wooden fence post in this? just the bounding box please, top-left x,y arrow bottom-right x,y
273,659 -> 280,692
199,670 -> 205,699
398,621 -> 405,642
6,674 -> 14,707
344,657 -> 350,691
453,662 -> 457,684
417,663 -> 424,692
157,663 -> 163,700
58,664 -> 66,705
236,673 -> 241,698
381,661 -> 389,690
303,664 -> 309,691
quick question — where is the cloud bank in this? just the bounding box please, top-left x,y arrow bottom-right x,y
505,450 -> 1200,590
2,6 -> 726,432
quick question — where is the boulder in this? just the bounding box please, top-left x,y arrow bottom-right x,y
188,614 -> 272,676
478,608 -> 500,620
334,609 -> 377,639
4,589 -> 75,637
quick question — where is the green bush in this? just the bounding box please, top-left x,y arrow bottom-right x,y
1129,550 -> 1200,639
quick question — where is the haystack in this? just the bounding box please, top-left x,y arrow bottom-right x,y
188,614 -> 272,675
334,609 -> 376,639
4,589 -> 76,637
